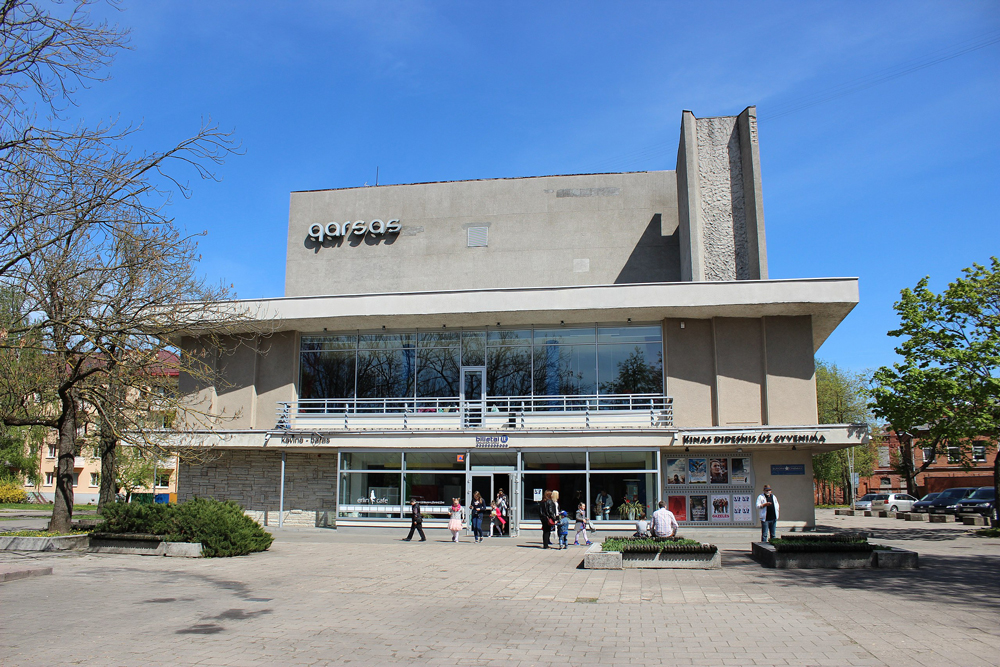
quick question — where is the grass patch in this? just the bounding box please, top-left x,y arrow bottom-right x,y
0,503 -> 97,511
0,529 -> 90,537
816,504 -> 849,509
974,527 -> 1000,538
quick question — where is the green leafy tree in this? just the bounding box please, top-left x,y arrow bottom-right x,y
870,258 -> 1000,525
811,360 -> 877,505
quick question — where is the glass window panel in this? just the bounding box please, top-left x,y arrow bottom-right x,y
356,348 -> 415,398
521,473 -> 586,521
487,329 -> 532,345
404,473 -> 465,508
588,450 -> 656,470
486,346 -> 533,397
338,472 -> 401,518
533,344 -> 597,395
597,325 -> 662,345
589,472 -> 656,520
341,452 -> 401,470
418,331 -> 460,347
521,451 -> 586,470
416,346 -> 460,397
358,332 -> 415,349
300,334 -> 357,351
404,451 -> 467,471
461,331 -> 486,366
597,342 -> 663,394
299,350 -> 356,399
533,327 -> 596,346
470,451 -> 517,469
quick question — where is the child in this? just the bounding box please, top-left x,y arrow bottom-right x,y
448,498 -> 463,543
574,502 -> 592,545
558,510 -> 570,549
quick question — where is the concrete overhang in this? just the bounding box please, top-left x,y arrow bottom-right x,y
179,277 -> 858,352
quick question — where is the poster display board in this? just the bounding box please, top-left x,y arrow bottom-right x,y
668,495 -> 687,521
662,455 -> 754,525
689,496 -> 708,521
711,495 -> 731,521
665,459 -> 686,485
732,494 -> 753,522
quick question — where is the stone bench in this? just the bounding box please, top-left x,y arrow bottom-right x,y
905,513 -> 928,521
834,509 -> 855,516
750,542 -> 918,569
928,515 -> 951,523
961,516 -> 987,526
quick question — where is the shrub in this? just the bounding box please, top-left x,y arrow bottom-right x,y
95,498 -> 273,557
768,538 -> 875,553
602,536 -> 715,553
0,479 -> 28,504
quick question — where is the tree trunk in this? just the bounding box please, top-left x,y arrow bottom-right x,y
97,423 -> 118,514
993,448 -> 999,528
50,392 -> 77,533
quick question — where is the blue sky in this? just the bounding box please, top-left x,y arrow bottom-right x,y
75,1 -> 1000,373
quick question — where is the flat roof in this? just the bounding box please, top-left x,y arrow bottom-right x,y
180,277 -> 859,352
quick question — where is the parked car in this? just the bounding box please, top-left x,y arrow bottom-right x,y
956,487 -> 996,518
911,492 -> 942,513
871,493 -> 919,513
853,493 -> 879,511
925,487 -> 977,515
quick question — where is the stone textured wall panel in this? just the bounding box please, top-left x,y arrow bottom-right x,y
696,117 -> 749,281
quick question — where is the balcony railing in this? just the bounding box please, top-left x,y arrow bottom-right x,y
276,394 -> 672,431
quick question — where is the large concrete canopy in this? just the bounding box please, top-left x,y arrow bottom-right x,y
176,276 -> 857,352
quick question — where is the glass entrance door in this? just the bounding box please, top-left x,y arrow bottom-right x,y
461,367 -> 486,428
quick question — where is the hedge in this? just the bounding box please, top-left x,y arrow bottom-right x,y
602,536 -> 716,554
96,498 -> 273,557
768,538 -> 875,553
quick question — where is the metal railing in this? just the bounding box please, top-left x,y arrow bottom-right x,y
276,393 -> 672,430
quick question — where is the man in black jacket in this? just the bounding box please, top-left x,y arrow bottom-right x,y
403,498 -> 426,541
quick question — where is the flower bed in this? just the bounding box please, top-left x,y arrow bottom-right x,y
586,536 -> 721,569
752,533 -> 916,569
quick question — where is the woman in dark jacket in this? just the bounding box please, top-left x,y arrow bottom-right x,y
540,490 -> 556,549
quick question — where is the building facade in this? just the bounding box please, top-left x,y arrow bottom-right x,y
175,107 -> 864,531
861,431 -> 995,497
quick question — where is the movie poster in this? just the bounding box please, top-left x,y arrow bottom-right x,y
668,495 -> 687,521
688,458 -> 707,484
711,495 -> 731,521
732,494 -> 753,522
709,458 -> 729,485
689,495 -> 708,521
730,458 -> 750,484
665,458 -> 686,485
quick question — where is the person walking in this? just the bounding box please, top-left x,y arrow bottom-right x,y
402,498 -> 426,542
470,491 -> 485,543
539,490 -> 555,549
495,488 -> 509,536
489,501 -> 506,537
557,511 -> 570,549
757,485 -> 779,542
573,502 -> 592,545
650,500 -> 678,538
448,498 -> 464,543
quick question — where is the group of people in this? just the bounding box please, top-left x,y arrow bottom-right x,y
537,490 -> 594,549
403,488 -> 510,543
405,483 -> 783,544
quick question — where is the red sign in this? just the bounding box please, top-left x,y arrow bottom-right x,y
456,454 -> 465,462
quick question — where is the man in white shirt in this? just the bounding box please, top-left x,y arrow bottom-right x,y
756,485 -> 779,541
650,501 -> 679,538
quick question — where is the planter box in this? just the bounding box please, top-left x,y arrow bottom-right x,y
88,534 -> 203,557
0,534 -> 89,552
583,542 -> 720,570
751,542 -> 918,569
872,547 -> 919,569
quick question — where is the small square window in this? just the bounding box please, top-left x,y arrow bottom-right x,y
90,473 -> 99,487
71,472 -> 79,487
45,472 -> 55,486
467,226 -> 488,247
972,445 -> 986,462
156,474 -> 170,489
922,448 -> 935,463
947,447 -> 961,464
46,445 -> 56,459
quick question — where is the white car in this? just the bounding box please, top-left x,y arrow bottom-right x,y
853,493 -> 879,511
871,493 -> 918,513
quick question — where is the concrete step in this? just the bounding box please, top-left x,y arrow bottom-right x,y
0,564 -> 53,583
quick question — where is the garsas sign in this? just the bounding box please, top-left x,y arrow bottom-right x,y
308,219 -> 400,242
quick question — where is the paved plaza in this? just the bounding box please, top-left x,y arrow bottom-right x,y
1,509 -> 998,666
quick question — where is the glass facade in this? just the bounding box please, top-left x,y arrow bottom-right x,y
336,449 -> 661,526
301,324 -> 663,401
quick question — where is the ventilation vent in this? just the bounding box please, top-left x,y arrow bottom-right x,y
467,226 -> 488,247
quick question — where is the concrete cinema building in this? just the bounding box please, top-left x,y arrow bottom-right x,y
175,106 -> 864,532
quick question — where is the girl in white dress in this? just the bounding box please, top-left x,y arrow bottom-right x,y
448,498 -> 463,542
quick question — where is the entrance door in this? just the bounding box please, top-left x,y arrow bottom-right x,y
469,474 -> 492,537
461,367 -> 486,428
